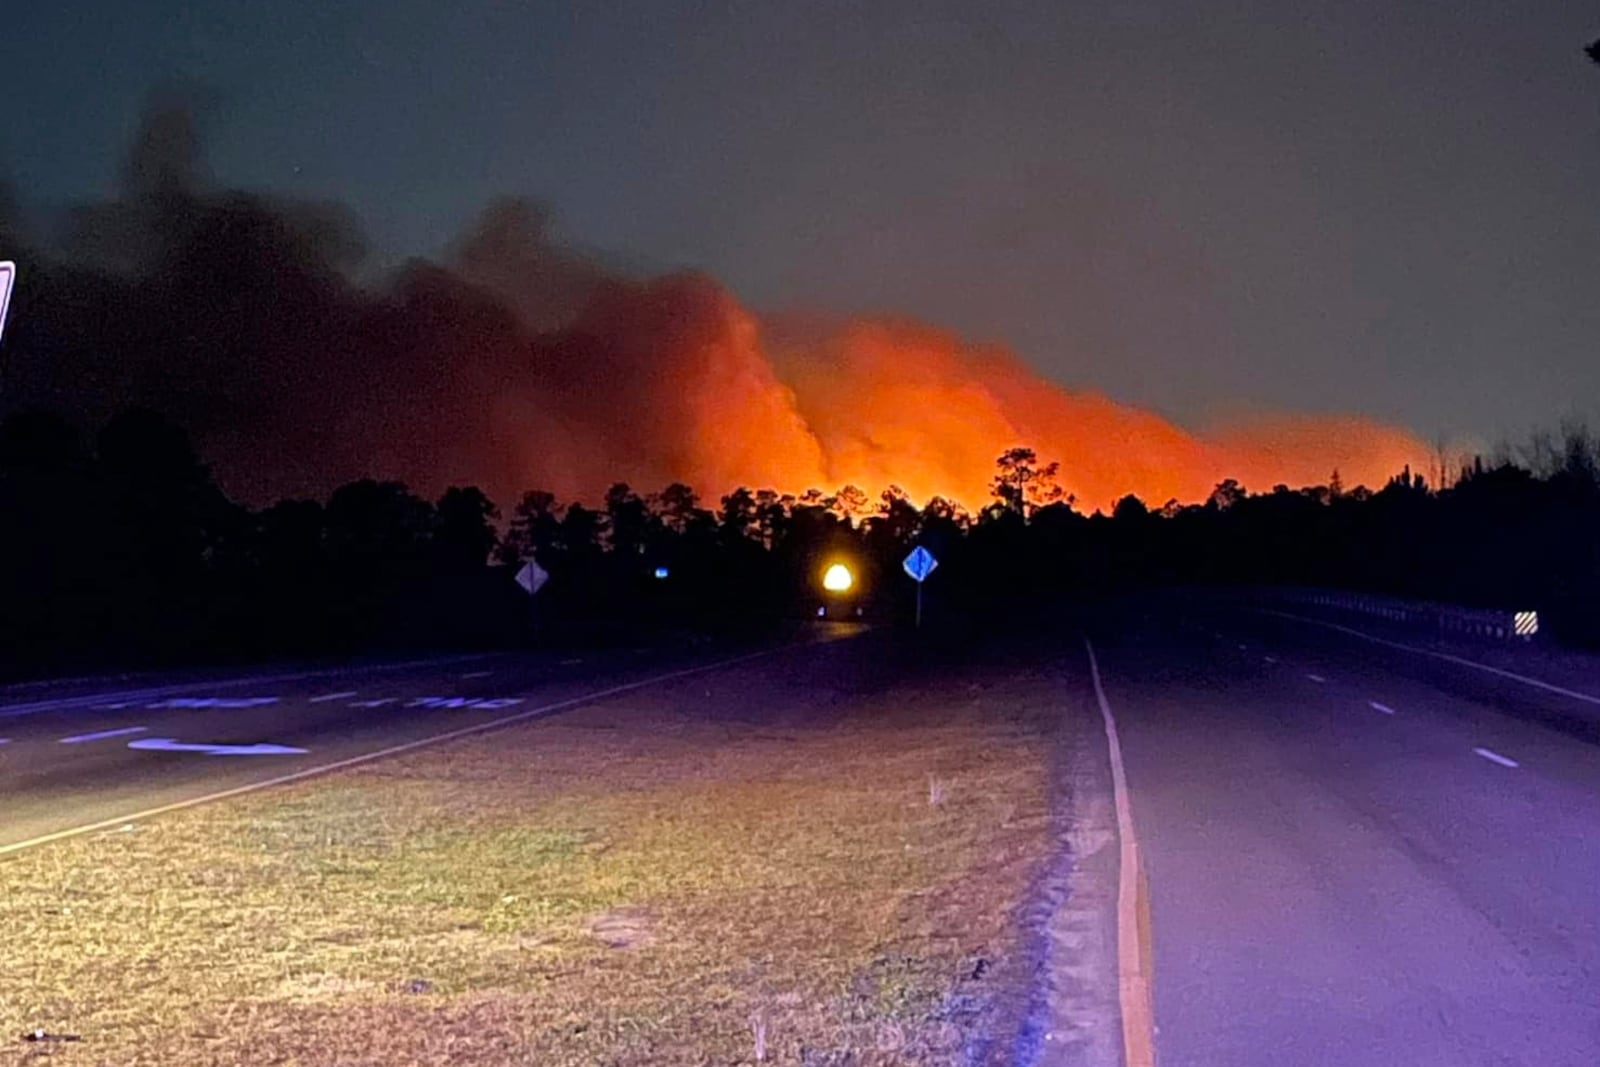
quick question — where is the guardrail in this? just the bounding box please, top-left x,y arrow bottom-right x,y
1263,587 -> 1539,643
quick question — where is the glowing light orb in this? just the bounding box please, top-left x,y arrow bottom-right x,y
653,566 -> 670,579
822,563 -> 854,592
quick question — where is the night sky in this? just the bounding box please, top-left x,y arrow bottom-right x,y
4,1 -> 1598,455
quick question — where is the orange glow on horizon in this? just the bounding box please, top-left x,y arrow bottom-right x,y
516,273 -> 1432,512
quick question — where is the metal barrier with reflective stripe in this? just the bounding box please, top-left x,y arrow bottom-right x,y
1268,588 -> 1539,644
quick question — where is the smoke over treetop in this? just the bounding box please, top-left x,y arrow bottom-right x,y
1,99 -> 1428,509
771,318 -> 1425,509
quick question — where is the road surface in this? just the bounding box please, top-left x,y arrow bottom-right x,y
10,603 -> 1600,1066
0,636 -> 826,853
1090,603 -> 1600,1066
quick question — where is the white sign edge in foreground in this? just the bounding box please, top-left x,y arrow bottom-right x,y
0,261 -> 14,343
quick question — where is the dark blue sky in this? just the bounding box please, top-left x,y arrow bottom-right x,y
4,1 -> 1598,449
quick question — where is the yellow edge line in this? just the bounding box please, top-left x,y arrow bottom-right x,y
1085,636 -> 1157,1067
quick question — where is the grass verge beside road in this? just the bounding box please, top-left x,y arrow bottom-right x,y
2,643 -> 1068,1065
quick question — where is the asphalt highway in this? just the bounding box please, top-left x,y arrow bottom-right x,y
1091,603 -> 1600,1066
10,603 -> 1600,1066
0,637 -> 812,853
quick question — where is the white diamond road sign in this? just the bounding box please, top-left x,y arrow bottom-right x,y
0,261 -> 14,343
515,559 -> 549,596
902,546 -> 938,583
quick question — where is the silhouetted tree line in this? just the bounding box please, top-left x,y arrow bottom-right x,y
5,409 -> 1600,679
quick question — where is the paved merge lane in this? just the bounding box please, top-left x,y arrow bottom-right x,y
1092,608 -> 1600,1066
0,640 -> 795,852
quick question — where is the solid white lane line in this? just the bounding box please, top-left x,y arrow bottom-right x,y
1370,701 -> 1396,715
1084,637 -> 1157,1067
1474,747 -> 1520,768
1306,673 -> 1327,683
1262,609 -> 1600,708
0,645 -> 795,859
461,671 -> 493,679
308,691 -> 359,703
60,726 -> 149,744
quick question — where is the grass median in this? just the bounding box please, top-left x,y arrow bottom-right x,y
2,643 -> 1067,1065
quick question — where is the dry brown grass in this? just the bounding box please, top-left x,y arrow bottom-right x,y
0,653 -> 1064,1065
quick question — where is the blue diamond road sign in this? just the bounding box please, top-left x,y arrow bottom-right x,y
902,546 -> 938,583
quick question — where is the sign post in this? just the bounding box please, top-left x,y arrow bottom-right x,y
515,558 -> 550,643
901,546 -> 938,628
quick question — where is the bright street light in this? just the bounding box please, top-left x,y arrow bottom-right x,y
822,562 -> 854,592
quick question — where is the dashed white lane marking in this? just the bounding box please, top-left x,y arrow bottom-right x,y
309,691 -> 359,703
1474,747 -> 1520,769
0,644 -> 792,859
60,726 -> 149,744
0,653 -> 499,721
349,698 -> 398,708
1306,673 -> 1327,684
129,738 -> 308,757
0,738 -> 10,745
1237,644 -> 1248,651
1084,637 -> 1156,1067
461,671 -> 493,679
1264,656 -> 1279,664
1370,701 -> 1396,715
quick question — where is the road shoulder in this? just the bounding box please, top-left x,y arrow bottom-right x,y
1013,652 -> 1123,1067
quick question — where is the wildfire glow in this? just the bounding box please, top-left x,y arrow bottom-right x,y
508,273 -> 1432,512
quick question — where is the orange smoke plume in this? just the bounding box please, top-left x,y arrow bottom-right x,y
9,113 -> 1429,512
521,273 -> 1429,510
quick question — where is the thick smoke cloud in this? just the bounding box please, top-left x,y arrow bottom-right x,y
1,99 -> 1428,509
